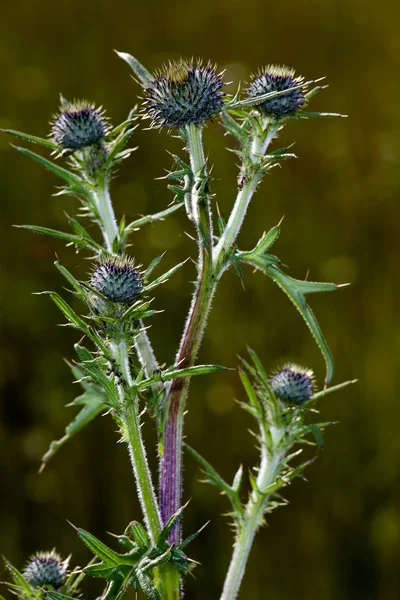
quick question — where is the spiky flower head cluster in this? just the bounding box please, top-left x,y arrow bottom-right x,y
51,98 -> 110,150
143,59 -> 225,128
91,256 -> 143,305
23,551 -> 69,589
247,65 -> 306,117
270,363 -> 315,405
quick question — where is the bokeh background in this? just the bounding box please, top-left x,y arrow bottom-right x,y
1,0 -> 399,598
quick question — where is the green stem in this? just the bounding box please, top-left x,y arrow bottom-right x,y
110,340 -> 162,545
213,121 -> 279,276
186,123 -> 213,255
92,181 -> 119,253
93,182 -> 178,599
160,124 -> 215,546
220,449 -> 283,600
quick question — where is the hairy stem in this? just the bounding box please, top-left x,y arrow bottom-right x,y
160,121 -> 278,552
94,183 -> 179,599
220,448 -> 283,600
160,124 -> 215,545
110,340 -> 162,544
213,121 -> 278,275
92,182 -> 119,253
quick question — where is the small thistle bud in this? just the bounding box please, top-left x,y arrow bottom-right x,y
51,99 -> 110,150
143,59 -> 225,128
23,551 -> 68,589
270,363 -> 315,405
91,257 -> 143,304
247,65 -> 306,117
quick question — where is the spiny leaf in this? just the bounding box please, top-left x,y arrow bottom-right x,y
144,259 -> 188,292
124,202 -> 184,234
115,51 -> 154,87
14,146 -> 88,193
40,388 -> 106,470
185,445 -> 244,518
240,254 -> 336,384
76,528 -> 122,566
126,521 -> 149,548
14,224 -> 99,250
3,560 -> 33,596
2,128 -> 61,149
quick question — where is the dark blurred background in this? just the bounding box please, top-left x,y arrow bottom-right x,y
1,0 -> 399,598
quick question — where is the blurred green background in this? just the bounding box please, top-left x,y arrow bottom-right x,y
1,0 -> 399,598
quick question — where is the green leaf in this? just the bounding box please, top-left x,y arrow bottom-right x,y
227,78 -> 317,109
179,522 -> 209,551
185,445 -> 244,518
115,51 -> 154,87
40,389 -> 106,469
77,528 -> 121,566
3,560 -> 33,597
2,128 -> 61,149
74,344 -> 119,408
240,255 -> 336,384
14,224 -> 99,250
309,424 -> 324,448
292,111 -> 346,119
220,111 -> 247,144
144,259 -> 189,292
46,593 -> 77,600
138,364 -> 227,391
251,221 -> 282,255
55,262 -> 85,296
135,571 -> 161,600
309,379 -> 357,402
124,202 -> 184,234
126,522 -> 149,548
158,505 -> 188,548
102,127 -> 137,171
13,146 -> 88,193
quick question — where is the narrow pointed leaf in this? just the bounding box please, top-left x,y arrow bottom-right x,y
115,51 -> 154,87
144,259 -> 189,292
124,202 -> 184,234
2,128 -> 61,149
185,444 -> 244,517
15,224 -> 95,249
240,255 -> 335,384
4,561 -> 33,596
55,262 -> 85,296
46,593 -> 77,600
77,528 -> 121,566
14,146 -> 88,193
41,390 -> 106,468
127,521 -> 149,548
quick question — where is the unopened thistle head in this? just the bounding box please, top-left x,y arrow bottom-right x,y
247,65 -> 306,117
23,551 -> 68,589
270,363 -> 315,405
51,98 -> 110,150
91,257 -> 143,304
143,59 -> 225,128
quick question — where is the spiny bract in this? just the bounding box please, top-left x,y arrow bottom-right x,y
142,59 -> 225,128
247,65 -> 306,117
91,257 -> 143,304
270,363 -> 315,404
51,99 -> 110,150
23,551 -> 68,589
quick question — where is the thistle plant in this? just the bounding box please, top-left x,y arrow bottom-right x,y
1,53 -> 355,600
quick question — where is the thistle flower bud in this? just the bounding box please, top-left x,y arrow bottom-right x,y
51,99 -> 110,150
247,65 -> 306,117
23,551 -> 68,589
270,363 -> 315,405
143,59 -> 225,128
91,257 -> 143,305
